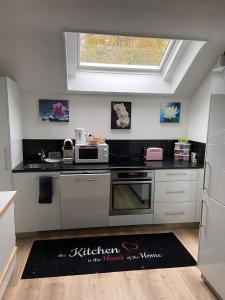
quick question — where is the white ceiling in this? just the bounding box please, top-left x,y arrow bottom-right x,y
0,0 -> 225,94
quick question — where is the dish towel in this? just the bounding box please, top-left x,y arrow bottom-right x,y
39,177 -> 53,203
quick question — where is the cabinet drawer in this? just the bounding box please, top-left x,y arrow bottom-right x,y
153,202 -> 196,224
155,169 -> 198,182
154,181 -> 197,203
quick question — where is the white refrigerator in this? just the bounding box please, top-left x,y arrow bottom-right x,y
198,68 -> 225,300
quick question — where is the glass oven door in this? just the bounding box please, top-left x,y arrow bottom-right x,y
111,180 -> 153,215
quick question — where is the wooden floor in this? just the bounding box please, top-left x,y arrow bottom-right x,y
3,226 -> 217,300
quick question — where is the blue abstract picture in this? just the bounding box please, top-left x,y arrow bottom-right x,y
39,100 -> 69,122
160,102 -> 181,123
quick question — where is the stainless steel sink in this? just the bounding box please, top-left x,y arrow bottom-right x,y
23,163 -> 45,169
23,163 -> 62,169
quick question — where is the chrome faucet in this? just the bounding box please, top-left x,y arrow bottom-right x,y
38,149 -> 46,162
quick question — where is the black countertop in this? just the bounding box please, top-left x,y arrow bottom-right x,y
12,160 -> 204,173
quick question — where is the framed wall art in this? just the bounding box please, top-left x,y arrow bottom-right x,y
39,99 -> 69,122
111,101 -> 131,129
160,102 -> 181,123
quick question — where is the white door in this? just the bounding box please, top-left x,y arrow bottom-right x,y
60,173 -> 110,229
198,194 -> 225,299
204,93 -> 225,206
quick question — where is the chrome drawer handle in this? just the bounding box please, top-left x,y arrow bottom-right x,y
166,173 -> 187,176
4,147 -> 8,170
37,176 -> 59,179
203,162 -> 210,196
165,212 -> 185,216
166,190 -> 186,194
85,178 -> 97,181
112,180 -> 152,184
200,200 -> 207,228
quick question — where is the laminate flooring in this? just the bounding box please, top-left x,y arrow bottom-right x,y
3,226 -> 217,300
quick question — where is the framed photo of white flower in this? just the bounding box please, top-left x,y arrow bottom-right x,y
160,102 -> 181,123
111,102 -> 131,129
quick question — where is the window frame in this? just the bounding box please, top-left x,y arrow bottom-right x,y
76,33 -> 177,74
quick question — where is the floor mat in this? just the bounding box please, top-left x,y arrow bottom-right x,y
21,232 -> 196,279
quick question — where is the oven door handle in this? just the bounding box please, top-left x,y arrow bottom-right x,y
112,180 -> 153,184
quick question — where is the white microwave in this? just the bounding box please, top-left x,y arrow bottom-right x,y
75,143 -> 109,163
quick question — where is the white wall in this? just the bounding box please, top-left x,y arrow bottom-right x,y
0,1 -> 225,96
22,92 -> 189,140
187,72 -> 212,142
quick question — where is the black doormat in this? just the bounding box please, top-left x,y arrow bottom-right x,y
21,232 -> 196,279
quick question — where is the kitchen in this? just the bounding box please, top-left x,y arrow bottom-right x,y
0,1 -> 225,299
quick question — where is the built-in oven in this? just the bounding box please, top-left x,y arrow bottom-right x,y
110,170 -> 154,215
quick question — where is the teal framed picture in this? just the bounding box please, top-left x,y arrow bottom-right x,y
160,102 -> 181,123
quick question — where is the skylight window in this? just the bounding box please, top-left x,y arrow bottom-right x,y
78,33 -> 174,71
65,32 -> 205,93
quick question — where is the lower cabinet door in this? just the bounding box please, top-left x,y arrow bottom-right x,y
198,194 -> 225,300
154,181 -> 197,203
60,173 -> 110,229
0,202 -> 15,275
153,202 -> 196,224
13,172 -> 61,233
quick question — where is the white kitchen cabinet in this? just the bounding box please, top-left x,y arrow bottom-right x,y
204,94 -> 225,206
198,194 -> 225,300
13,172 -> 61,233
154,168 -> 201,224
154,202 -> 196,224
109,214 -> 153,226
155,169 -> 198,182
154,181 -> 197,203
0,192 -> 16,299
0,78 -> 12,191
196,169 -> 204,222
60,172 -> 110,229
0,78 -> 23,191
197,70 -> 225,299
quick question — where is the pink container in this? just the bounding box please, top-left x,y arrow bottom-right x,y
146,147 -> 163,161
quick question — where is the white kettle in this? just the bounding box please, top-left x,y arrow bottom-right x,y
75,128 -> 89,144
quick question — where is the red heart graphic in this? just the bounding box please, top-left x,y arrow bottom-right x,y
121,241 -> 139,252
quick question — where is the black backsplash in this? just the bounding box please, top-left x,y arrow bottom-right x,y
107,140 -> 177,163
190,140 -> 206,164
22,139 -> 205,164
23,139 -> 71,163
